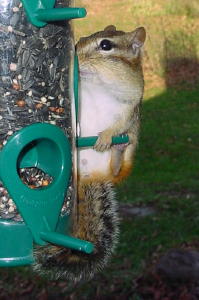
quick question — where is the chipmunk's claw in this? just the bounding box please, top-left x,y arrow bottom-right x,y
94,131 -> 112,152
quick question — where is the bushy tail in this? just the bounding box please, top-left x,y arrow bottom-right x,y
33,180 -> 119,283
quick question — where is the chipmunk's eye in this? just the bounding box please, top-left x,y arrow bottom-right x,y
99,39 -> 113,51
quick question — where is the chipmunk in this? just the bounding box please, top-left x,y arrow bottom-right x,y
33,25 -> 146,283
77,24 -> 146,183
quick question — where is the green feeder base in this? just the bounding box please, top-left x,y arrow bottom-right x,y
0,220 -> 34,267
0,123 -> 94,267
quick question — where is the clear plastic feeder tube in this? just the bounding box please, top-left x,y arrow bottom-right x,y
0,0 -> 75,221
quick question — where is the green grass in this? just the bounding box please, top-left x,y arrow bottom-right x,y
115,87 -> 199,276
118,87 -> 199,202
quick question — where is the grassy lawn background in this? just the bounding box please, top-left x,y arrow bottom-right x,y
74,0 -> 199,281
0,0 -> 199,299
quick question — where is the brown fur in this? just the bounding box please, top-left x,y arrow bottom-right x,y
77,24 -> 145,179
33,179 -> 119,282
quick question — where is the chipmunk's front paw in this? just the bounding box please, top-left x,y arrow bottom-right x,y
94,131 -> 112,152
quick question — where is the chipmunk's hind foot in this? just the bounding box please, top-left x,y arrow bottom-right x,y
110,147 -> 125,176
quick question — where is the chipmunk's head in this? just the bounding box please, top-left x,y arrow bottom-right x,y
76,25 -> 146,85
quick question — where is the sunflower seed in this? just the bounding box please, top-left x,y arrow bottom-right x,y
0,0 -> 74,220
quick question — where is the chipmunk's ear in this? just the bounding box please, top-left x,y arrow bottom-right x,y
131,27 -> 146,56
104,25 -> 117,32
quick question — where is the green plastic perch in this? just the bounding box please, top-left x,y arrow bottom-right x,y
77,135 -> 129,148
21,0 -> 87,27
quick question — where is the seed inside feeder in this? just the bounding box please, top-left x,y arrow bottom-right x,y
0,0 -> 74,221
19,167 -> 53,189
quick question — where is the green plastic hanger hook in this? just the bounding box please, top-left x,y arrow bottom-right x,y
21,0 -> 87,27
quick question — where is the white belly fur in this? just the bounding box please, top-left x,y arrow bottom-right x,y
78,81 -> 122,177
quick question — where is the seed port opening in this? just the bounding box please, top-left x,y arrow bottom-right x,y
16,139 -> 54,190
18,167 -> 53,190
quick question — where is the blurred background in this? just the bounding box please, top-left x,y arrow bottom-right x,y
1,1 -> 199,299
74,0 -> 199,91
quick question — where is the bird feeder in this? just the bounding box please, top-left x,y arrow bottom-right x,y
0,0 -> 128,270
0,0 -> 92,267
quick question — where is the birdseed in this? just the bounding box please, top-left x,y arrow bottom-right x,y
0,0 -> 75,221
